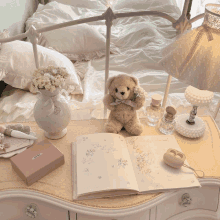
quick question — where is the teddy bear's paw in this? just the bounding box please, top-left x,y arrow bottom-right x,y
126,123 -> 144,136
105,124 -> 118,134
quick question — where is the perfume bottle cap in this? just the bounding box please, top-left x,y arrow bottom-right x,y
151,94 -> 163,106
165,106 -> 177,120
166,106 -> 177,115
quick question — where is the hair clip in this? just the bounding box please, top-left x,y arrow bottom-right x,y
163,148 -> 205,178
6,124 -> 31,134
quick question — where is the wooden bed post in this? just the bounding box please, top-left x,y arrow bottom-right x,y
26,25 -> 41,69
103,8 -> 116,118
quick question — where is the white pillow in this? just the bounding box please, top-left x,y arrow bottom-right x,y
113,0 -> 179,10
25,2 -> 120,62
48,0 -> 107,10
0,40 -> 83,95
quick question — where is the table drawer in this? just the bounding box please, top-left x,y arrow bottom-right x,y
77,213 -> 110,220
117,209 -> 150,220
76,209 -> 150,220
0,197 -> 67,220
156,186 -> 219,220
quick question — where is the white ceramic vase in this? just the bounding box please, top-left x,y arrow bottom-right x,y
34,88 -> 71,139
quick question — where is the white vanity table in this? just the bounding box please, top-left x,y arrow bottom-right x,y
0,116 -> 220,220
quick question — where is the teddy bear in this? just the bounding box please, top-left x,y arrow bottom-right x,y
103,74 -> 146,136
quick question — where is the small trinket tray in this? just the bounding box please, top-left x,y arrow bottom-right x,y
0,124 -> 36,158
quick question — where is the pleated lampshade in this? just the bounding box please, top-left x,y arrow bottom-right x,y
159,3 -> 220,93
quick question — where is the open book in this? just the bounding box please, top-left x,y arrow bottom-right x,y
71,133 -> 201,200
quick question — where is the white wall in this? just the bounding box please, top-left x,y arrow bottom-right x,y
0,0 -> 37,36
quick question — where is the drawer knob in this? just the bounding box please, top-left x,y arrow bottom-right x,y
179,193 -> 192,207
26,203 -> 38,218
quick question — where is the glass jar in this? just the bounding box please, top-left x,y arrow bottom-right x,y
145,94 -> 164,127
145,104 -> 164,127
159,106 -> 177,135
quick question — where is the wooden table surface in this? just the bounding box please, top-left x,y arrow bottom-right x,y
0,116 -> 219,209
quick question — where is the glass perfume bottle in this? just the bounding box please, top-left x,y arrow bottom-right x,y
159,106 -> 177,135
145,94 -> 164,127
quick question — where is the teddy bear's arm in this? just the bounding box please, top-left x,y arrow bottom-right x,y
133,86 -> 146,110
103,94 -> 116,111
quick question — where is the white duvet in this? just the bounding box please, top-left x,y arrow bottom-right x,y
0,0 -> 220,129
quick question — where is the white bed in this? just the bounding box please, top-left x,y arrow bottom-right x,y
0,0 -> 219,130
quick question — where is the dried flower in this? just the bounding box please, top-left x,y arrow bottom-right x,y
32,66 -> 69,92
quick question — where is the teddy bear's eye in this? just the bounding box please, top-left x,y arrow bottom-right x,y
115,88 -> 118,93
127,87 -> 130,90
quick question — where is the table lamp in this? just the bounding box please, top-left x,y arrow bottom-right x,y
159,3 -> 220,138
175,86 -> 213,138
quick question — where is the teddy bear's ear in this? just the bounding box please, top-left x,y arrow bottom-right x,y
106,76 -> 116,89
130,76 -> 139,85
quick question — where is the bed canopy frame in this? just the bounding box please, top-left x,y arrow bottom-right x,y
1,0 -> 219,120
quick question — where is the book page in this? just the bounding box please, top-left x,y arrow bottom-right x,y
75,133 -> 139,197
125,135 -> 201,193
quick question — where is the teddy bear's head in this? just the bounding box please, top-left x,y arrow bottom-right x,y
107,74 -> 139,100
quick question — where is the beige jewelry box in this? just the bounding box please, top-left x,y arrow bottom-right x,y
10,139 -> 65,186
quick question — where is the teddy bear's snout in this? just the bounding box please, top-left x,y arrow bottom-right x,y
115,86 -> 130,100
